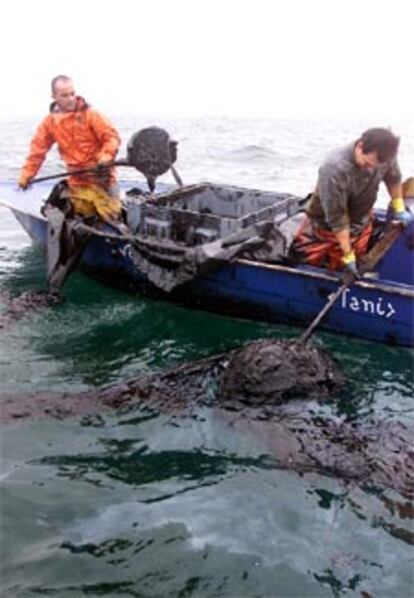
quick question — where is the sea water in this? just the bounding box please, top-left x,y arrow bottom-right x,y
0,115 -> 413,597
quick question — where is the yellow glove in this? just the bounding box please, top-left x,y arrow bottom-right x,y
18,174 -> 31,190
391,197 -> 405,213
390,197 -> 413,226
342,250 -> 356,265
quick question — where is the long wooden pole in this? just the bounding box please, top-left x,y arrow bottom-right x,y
297,222 -> 403,344
30,159 -> 130,184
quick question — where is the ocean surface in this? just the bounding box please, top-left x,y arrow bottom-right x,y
0,115 -> 413,597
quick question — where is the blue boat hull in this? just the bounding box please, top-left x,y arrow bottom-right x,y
2,181 -> 413,347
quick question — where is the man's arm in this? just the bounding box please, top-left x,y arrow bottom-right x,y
19,117 -> 54,189
318,165 -> 359,273
334,227 -> 360,276
334,228 -> 352,256
386,181 -> 403,200
89,110 -> 121,164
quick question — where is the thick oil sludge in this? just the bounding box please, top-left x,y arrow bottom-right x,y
2,338 -> 412,500
0,289 -> 63,329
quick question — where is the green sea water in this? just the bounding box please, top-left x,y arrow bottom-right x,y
1,117 -> 413,597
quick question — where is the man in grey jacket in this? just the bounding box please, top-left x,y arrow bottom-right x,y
290,128 -> 413,276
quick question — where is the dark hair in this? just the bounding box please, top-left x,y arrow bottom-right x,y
359,128 -> 399,163
51,75 -> 72,94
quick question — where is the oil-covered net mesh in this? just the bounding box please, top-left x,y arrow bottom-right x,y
126,127 -> 178,191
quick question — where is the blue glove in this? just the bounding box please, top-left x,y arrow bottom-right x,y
390,198 -> 414,227
392,209 -> 413,226
344,260 -> 360,279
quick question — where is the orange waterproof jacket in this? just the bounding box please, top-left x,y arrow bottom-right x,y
20,97 -> 121,188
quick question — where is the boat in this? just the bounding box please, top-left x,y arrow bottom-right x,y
1,179 -> 413,347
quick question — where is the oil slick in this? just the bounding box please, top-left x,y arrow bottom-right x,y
1,338 -> 413,501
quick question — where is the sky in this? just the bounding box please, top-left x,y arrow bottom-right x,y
1,0 -> 412,121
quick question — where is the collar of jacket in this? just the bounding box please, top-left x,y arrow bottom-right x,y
49,96 -> 90,114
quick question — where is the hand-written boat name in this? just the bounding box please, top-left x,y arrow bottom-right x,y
119,243 -> 133,260
339,288 -> 396,318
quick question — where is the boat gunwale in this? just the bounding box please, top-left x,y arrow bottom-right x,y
236,258 -> 414,297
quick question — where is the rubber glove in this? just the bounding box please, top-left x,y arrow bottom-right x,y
390,197 -> 414,226
95,160 -> 112,185
342,250 -> 360,279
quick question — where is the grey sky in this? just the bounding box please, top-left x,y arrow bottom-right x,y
1,0 -> 411,121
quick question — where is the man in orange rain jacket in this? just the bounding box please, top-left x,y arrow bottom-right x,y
18,75 -> 122,222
